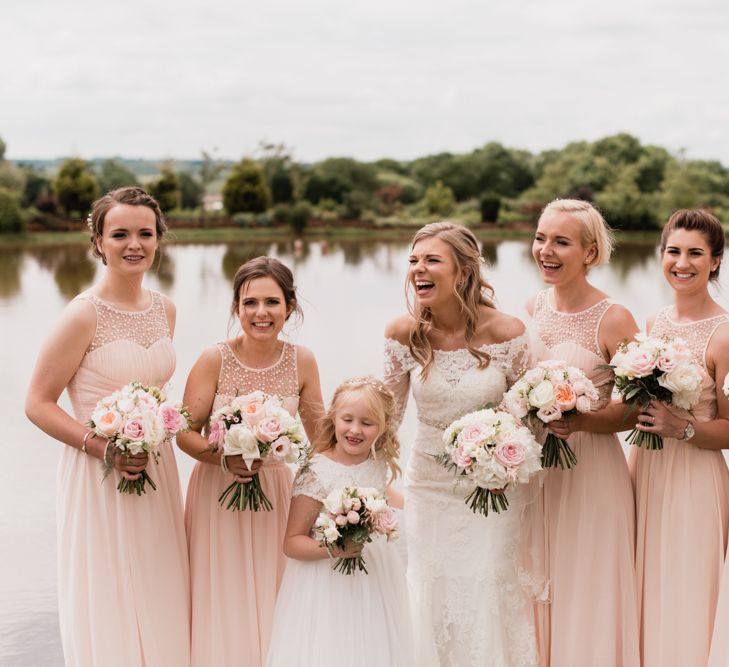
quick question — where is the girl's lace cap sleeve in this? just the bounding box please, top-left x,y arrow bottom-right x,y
292,459 -> 327,502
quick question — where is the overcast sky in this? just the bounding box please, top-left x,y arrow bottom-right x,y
3,0 -> 729,163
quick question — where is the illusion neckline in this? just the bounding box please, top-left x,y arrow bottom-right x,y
225,340 -> 287,372
86,289 -> 155,314
545,289 -> 608,316
663,308 -> 728,326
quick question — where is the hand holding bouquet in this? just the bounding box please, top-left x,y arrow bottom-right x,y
610,334 -> 703,450
88,381 -> 191,495
208,391 -> 305,511
313,486 -> 398,575
502,361 -> 598,469
438,408 -> 542,516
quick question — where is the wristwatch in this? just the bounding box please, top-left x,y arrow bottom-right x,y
680,420 -> 696,441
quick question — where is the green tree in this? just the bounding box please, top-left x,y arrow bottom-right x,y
0,187 -> 25,233
20,164 -> 52,208
303,158 -> 377,204
54,158 -> 100,216
148,165 -> 181,212
223,159 -> 271,214
424,181 -> 455,216
258,142 -> 298,204
97,159 -> 140,193
178,171 -> 203,209
0,137 -> 6,161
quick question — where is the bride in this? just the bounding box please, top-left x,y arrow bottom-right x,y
383,221 -> 539,667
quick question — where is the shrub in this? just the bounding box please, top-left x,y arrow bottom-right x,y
0,187 -> 25,233
479,193 -> 501,222
289,201 -> 312,234
424,181 -> 455,216
223,159 -> 270,214
148,167 -> 181,212
272,204 -> 292,224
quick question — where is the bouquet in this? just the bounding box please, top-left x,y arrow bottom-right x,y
313,486 -> 398,575
503,361 -> 599,469
88,381 -> 191,495
438,408 -> 542,516
208,391 -> 305,511
610,334 -> 703,450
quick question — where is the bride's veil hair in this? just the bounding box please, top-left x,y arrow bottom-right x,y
406,221 -> 495,380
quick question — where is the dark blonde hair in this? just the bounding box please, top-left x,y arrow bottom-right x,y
660,209 -> 725,281
315,376 -> 401,481
231,256 -> 302,321
88,187 -> 166,264
407,221 -> 495,379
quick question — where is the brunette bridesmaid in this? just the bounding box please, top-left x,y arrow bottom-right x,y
631,209 -> 729,667
177,257 -> 324,667
25,187 -> 190,666
527,199 -> 640,666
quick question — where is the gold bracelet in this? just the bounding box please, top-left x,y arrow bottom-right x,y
82,430 -> 94,454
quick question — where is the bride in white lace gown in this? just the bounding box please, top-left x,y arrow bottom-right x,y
383,222 -> 539,667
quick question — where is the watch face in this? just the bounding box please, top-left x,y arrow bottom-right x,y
684,422 -> 696,440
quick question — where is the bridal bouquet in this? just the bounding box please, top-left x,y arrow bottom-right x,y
438,408 -> 542,516
88,381 -> 191,495
313,486 -> 398,575
208,390 -> 305,511
502,361 -> 599,469
610,334 -> 703,450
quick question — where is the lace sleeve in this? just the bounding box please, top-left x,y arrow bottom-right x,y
383,338 -> 414,429
291,461 -> 327,502
497,332 -> 530,389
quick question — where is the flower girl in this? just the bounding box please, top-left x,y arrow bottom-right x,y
265,377 -> 412,667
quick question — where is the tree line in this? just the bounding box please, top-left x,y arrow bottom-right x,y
1,133 -> 728,233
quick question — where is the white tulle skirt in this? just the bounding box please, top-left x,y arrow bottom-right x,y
265,539 -> 412,666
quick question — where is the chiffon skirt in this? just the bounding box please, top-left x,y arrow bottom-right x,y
631,439 -> 729,667
265,540 -> 412,667
535,432 -> 640,667
185,459 -> 292,667
57,442 -> 190,667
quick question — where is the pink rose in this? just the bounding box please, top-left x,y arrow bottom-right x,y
335,514 -> 348,526
536,404 -> 561,423
160,404 -> 186,435
207,420 -> 226,447
370,508 -> 398,535
495,442 -> 526,468
350,497 -> 362,512
346,510 -> 360,524
452,446 -> 473,468
457,423 -> 490,448
256,416 -> 283,443
272,435 -> 292,460
122,417 -> 145,441
575,395 -> 592,413
625,349 -> 656,378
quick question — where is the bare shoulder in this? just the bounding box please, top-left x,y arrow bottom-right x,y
54,297 -> 97,343
384,314 -> 414,345
191,344 -> 224,377
481,308 -> 526,345
295,344 -> 319,371
709,319 -> 729,347
159,293 -> 176,316
603,303 -> 638,333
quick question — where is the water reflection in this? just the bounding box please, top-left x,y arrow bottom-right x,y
152,251 -> 176,290
29,246 -> 97,299
611,241 -> 658,281
221,243 -> 274,280
0,247 -> 24,299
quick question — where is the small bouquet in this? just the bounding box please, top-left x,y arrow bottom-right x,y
503,361 -> 599,469
88,381 -> 191,495
313,486 -> 398,575
208,391 -> 305,511
610,334 -> 703,450
438,408 -> 542,516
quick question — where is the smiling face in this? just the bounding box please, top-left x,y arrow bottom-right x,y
662,228 -> 720,293
532,209 -> 596,285
237,276 -> 290,341
96,204 -> 158,274
333,390 -> 382,464
408,236 -> 462,307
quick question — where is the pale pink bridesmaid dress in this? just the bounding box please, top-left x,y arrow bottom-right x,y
530,289 -> 640,667
185,341 -> 299,667
60,291 -> 190,666
631,309 -> 729,667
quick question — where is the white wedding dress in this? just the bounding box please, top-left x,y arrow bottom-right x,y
384,333 -> 540,667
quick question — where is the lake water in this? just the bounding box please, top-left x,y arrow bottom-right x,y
0,233 -> 723,665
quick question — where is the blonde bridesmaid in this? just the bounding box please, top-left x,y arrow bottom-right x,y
177,256 -> 323,667
527,199 -> 640,666
25,187 -> 190,666
631,209 -> 729,667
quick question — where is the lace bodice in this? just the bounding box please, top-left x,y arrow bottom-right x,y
77,291 -> 171,352
530,289 -> 615,408
383,333 -> 529,435
650,308 -> 729,422
292,454 -> 388,503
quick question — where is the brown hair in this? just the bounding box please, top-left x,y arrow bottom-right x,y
315,376 -> 401,481
88,187 -> 167,264
407,221 -> 496,379
660,209 -> 725,281
231,256 -> 302,320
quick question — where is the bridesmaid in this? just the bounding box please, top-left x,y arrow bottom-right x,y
177,256 -> 324,667
527,199 -> 640,666
631,209 -> 729,667
25,187 -> 190,666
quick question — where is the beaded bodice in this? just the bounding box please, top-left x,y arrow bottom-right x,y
531,289 -> 611,359
214,341 -> 299,414
78,291 -> 171,352
651,308 -> 729,369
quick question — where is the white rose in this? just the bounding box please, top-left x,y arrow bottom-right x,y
536,404 -> 562,423
223,423 -> 260,459
575,395 -> 592,413
503,390 -> 529,420
659,364 -> 704,409
323,489 -> 346,515
528,381 -> 556,409
141,411 -> 166,451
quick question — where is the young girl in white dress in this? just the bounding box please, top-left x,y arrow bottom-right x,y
265,376 -> 412,667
